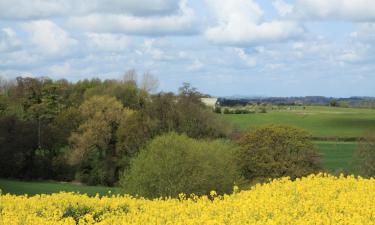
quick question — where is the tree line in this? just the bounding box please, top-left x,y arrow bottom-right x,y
0,72 -> 228,185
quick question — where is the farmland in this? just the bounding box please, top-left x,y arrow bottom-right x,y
219,106 -> 374,173
219,106 -> 375,139
1,174 -> 374,225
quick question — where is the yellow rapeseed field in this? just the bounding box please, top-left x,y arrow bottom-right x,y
1,174 -> 374,225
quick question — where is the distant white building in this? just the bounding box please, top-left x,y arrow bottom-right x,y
201,97 -> 218,108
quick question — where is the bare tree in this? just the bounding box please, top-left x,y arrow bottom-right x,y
140,72 -> 159,93
0,75 -> 13,96
122,69 -> 138,86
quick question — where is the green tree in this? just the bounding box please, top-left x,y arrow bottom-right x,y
116,110 -> 157,170
175,83 -> 229,138
69,96 -> 132,185
120,133 -> 240,198
237,124 -> 322,181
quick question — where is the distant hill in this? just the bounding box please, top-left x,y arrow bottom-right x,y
217,96 -> 375,108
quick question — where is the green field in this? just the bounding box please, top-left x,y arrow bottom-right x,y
220,106 -> 375,138
0,179 -> 121,196
220,106 -> 368,174
314,141 -> 356,173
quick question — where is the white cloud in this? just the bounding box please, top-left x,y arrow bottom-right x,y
234,48 -> 256,67
337,50 -> 361,63
187,59 -> 204,71
92,0 -> 180,16
0,0 -> 180,20
205,0 -> 304,46
0,28 -> 21,52
272,0 -> 293,17
49,62 -> 72,76
22,20 -> 77,56
86,33 -> 130,51
68,0 -> 196,35
136,39 -> 167,61
0,0 -> 70,20
285,0 -> 375,21
352,23 -> 375,41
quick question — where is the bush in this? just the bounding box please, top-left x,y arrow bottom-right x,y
353,133 -> 375,177
120,133 -> 240,198
223,108 -> 231,114
236,124 -> 322,181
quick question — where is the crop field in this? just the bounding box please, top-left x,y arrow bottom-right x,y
220,106 -> 375,138
1,174 -> 374,225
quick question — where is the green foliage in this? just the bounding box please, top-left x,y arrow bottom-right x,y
214,106 -> 222,114
0,76 -> 230,185
120,133 -> 240,198
69,96 -> 131,185
330,99 -> 338,107
237,124 -> 322,181
353,133 -> 375,177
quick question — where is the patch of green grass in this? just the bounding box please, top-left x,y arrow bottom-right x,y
220,106 -> 375,138
0,179 -> 121,196
314,141 -> 357,174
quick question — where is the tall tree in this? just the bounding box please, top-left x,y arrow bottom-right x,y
69,96 -> 132,185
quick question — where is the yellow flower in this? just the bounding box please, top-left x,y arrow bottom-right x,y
0,174 -> 374,225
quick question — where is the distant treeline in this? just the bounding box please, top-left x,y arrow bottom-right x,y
218,96 -> 375,108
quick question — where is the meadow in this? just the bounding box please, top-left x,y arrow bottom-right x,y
220,106 -> 375,138
0,179 -> 120,196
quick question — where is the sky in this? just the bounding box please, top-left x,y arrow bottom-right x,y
0,0 -> 375,97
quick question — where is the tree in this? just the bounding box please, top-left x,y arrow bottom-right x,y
116,110 -> 157,170
69,96 -> 132,185
140,72 -> 159,93
0,75 -> 14,96
353,133 -> 375,177
122,69 -> 138,86
0,116 -> 38,179
120,133 -> 240,198
175,83 -> 229,138
329,99 -> 338,107
237,124 -> 322,181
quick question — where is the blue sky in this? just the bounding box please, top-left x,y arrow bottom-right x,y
0,0 -> 375,97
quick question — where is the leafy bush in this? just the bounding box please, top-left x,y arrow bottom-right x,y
353,133 -> 375,177
120,133 -> 240,198
236,124 -> 322,181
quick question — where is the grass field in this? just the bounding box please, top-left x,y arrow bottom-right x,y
219,106 -> 367,174
220,106 -> 375,138
0,179 -> 121,196
314,141 -> 357,173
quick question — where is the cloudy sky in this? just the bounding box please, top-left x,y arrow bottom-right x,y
0,0 -> 375,97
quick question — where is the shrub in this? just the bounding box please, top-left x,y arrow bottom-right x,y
223,108 -> 231,114
353,133 -> 375,177
213,106 -> 222,114
236,124 -> 322,181
120,133 -> 240,198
